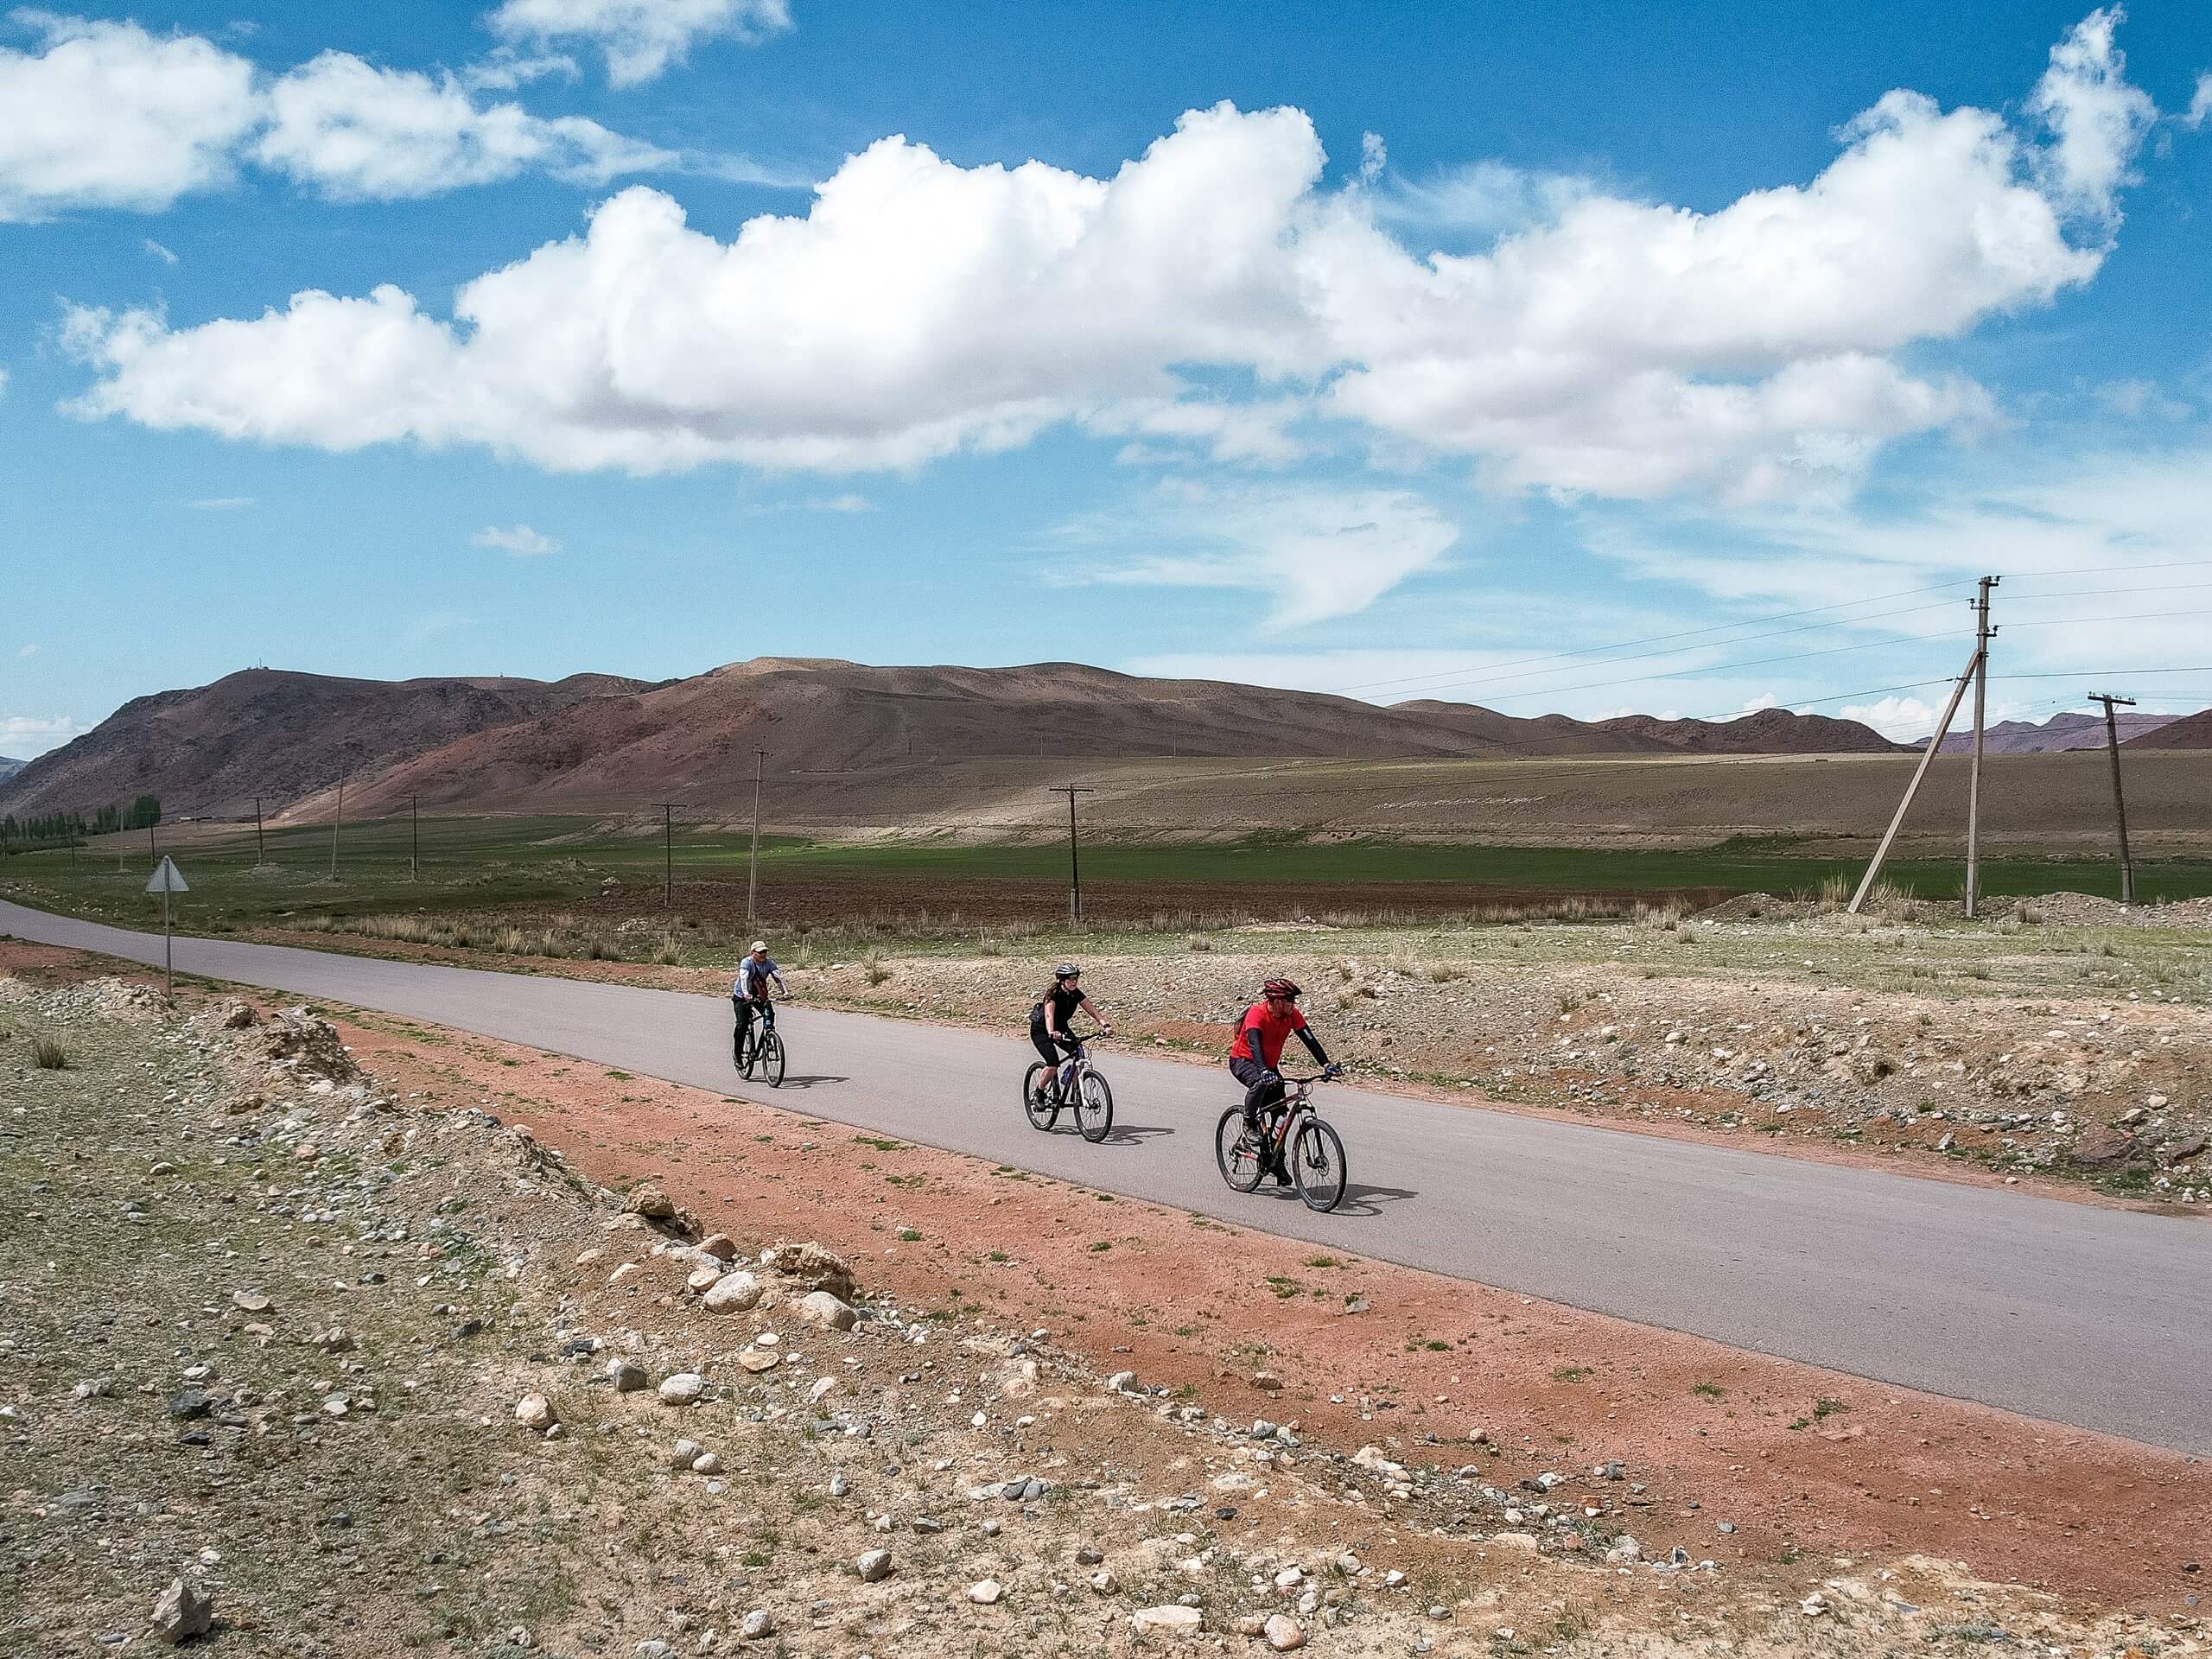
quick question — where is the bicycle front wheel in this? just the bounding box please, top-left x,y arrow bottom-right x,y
1076,1068 -> 1114,1143
757,1030 -> 786,1088
1215,1108 -> 1265,1193
1291,1117 -> 1348,1213
1022,1063 -> 1059,1130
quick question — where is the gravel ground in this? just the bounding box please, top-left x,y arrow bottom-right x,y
5,966 -> 2201,1656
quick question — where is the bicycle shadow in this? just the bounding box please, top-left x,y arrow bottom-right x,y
1249,1180 -> 1418,1219
768,1074 -> 849,1090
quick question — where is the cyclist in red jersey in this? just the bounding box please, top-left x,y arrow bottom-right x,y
1228,977 -> 1338,1181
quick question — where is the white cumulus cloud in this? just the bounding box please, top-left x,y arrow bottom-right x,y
0,714 -> 86,759
2023,7 -> 2156,229
472,523 -> 560,555
56,14 -> 2169,505
0,15 -> 258,220
0,13 -> 672,215
1841,695 -> 1945,741
487,0 -> 791,86
2186,72 -> 2211,129
257,52 -> 672,199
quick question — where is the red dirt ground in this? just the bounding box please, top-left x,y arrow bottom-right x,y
10,938 -> 2204,1616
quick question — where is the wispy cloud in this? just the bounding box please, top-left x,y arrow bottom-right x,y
1065,480 -> 1460,631
741,493 -> 876,515
17,643 -> 41,658
187,495 -> 256,510
472,523 -> 560,555
143,236 -> 178,264
0,714 -> 85,759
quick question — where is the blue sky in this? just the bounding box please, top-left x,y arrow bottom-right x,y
5,1 -> 2212,759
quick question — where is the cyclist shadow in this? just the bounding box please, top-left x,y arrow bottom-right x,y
770,1074 -> 849,1090
1095,1122 -> 1177,1147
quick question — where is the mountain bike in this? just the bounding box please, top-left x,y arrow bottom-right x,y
1022,1028 -> 1115,1143
1215,1069 -> 1348,1212
733,1000 -> 785,1088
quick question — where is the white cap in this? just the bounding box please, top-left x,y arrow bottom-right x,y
750,940 -> 767,953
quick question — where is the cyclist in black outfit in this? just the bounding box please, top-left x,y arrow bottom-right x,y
1028,963 -> 1111,1106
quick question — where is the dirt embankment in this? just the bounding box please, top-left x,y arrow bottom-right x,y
5,938 -> 2203,1659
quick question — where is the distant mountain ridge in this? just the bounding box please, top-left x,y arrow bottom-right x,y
0,756 -> 24,785
2,658 -> 1909,824
0,668 -> 655,820
1927,709 -> 2180,754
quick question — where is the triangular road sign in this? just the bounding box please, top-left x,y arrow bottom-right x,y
145,856 -> 189,894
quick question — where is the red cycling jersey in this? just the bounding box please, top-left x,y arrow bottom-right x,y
1229,1001 -> 1307,1069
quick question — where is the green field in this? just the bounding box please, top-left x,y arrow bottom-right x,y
2,814 -> 2204,941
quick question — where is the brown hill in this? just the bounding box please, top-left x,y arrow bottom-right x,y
304,658 -> 1904,821
1929,710 -> 2178,754
0,668 -> 652,821
1394,701 -> 1904,756
2123,709 -> 2212,750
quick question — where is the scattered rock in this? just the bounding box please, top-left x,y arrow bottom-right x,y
703,1271 -> 763,1314
626,1184 -> 677,1219
855,1549 -> 893,1583
1131,1605 -> 1203,1637
738,1349 -> 779,1374
737,1609 -> 773,1642
1105,1370 -> 1139,1395
229,1290 -> 270,1314
968,1579 -> 1002,1605
658,1373 -> 706,1405
514,1394 -> 554,1431
607,1359 -> 647,1393
150,1576 -> 213,1643
1263,1613 -> 1306,1651
699,1233 -> 739,1262
795,1290 -> 857,1332
2071,1127 -> 2141,1169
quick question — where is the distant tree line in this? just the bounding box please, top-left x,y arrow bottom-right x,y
0,796 -> 160,854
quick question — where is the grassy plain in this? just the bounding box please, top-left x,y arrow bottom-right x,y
4,812 -> 2207,944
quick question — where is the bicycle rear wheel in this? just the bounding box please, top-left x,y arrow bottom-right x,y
1215,1108 -> 1265,1192
1291,1117 -> 1348,1213
1076,1068 -> 1114,1143
1022,1063 -> 1059,1130
757,1029 -> 786,1088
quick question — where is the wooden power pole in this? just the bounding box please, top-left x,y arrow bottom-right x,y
657,802 -> 688,908
1850,576 -> 1997,916
2088,692 -> 2138,905
410,794 -> 420,877
747,752 -> 768,925
330,775 -> 346,880
254,796 -> 266,866
1050,786 -> 1096,923
1964,575 -> 1999,918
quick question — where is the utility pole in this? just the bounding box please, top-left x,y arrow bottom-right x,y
410,794 -> 420,877
1849,576 -> 1998,916
254,796 -> 266,866
330,775 -> 346,880
747,751 -> 768,925
1050,786 -> 1096,924
657,802 -> 688,907
1964,575 -> 1999,918
2088,692 -> 2138,905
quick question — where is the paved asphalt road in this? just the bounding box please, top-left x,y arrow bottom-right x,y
6,899 -> 2207,1452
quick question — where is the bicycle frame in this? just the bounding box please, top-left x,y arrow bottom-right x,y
1255,1074 -> 1325,1153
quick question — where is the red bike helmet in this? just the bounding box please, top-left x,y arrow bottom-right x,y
1262,976 -> 1302,1000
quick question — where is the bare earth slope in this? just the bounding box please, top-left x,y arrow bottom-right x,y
0,667 -> 652,819
301,658 -> 1903,818
1933,709 -> 2183,753
2126,707 -> 2212,749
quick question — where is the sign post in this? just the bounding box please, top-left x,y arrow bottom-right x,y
145,856 -> 189,1003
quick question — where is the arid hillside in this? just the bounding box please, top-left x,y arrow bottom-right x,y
2126,707 -> 2212,749
283,658 -> 1904,821
0,668 -> 652,820
1931,709 -> 2183,753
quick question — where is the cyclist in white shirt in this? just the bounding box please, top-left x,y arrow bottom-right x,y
733,941 -> 785,1066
